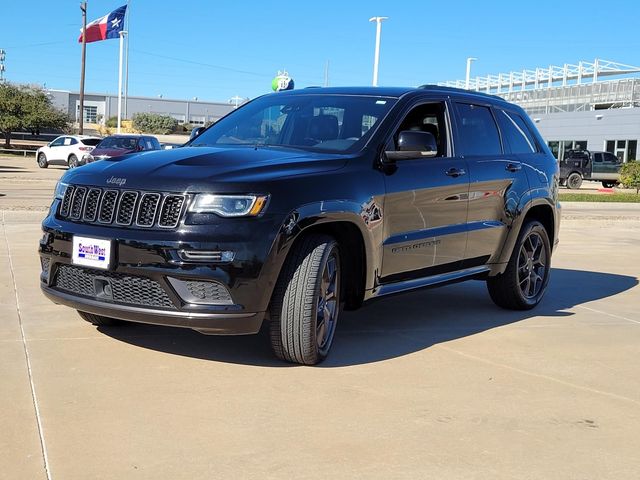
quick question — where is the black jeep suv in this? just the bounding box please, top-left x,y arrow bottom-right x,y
39,86 -> 560,365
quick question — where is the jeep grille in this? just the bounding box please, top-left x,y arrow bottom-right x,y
59,185 -> 187,229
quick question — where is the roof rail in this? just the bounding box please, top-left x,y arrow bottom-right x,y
418,84 -> 501,100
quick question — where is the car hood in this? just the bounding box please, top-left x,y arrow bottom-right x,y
64,146 -> 349,191
90,147 -> 136,158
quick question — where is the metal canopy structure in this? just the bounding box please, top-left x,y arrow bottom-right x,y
439,59 -> 640,94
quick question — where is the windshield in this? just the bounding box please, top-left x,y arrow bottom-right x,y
190,94 -> 397,153
97,137 -> 138,150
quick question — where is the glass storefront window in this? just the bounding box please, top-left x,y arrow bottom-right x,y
628,140 -> 637,161
606,140 -> 615,153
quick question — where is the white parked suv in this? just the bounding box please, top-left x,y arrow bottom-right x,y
36,135 -> 102,169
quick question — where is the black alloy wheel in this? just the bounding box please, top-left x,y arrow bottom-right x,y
316,248 -> 340,356
516,231 -> 547,299
567,172 -> 582,190
487,220 -> 551,310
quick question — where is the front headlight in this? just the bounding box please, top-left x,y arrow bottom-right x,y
54,181 -> 68,200
189,194 -> 269,217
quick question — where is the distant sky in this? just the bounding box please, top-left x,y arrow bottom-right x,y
2,0 -> 639,102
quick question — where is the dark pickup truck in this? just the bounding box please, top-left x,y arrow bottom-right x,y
39,86 -> 560,365
560,149 -> 622,189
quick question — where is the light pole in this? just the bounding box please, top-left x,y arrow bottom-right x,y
465,57 -> 477,90
369,16 -> 388,87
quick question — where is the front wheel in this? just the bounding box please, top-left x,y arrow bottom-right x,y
37,153 -> 48,168
602,181 -> 616,188
269,234 -> 341,365
487,220 -> 551,310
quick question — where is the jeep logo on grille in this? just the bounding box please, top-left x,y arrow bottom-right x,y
106,176 -> 127,187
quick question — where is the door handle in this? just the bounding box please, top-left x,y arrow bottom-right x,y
445,167 -> 466,178
506,163 -> 522,172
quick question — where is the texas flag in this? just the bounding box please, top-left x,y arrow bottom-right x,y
78,5 -> 127,43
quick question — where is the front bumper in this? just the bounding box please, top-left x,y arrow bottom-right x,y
39,208 -> 287,334
41,285 -> 263,334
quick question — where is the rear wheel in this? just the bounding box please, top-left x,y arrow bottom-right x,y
37,153 -> 48,168
77,311 -> 123,327
68,154 -> 79,169
566,172 -> 582,189
269,234 -> 341,365
487,220 -> 551,310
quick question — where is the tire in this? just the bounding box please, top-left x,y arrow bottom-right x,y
77,311 -> 123,327
269,234 -> 341,365
487,220 -> 551,310
37,153 -> 48,168
566,172 -> 582,189
68,154 -> 79,169
602,181 -> 616,188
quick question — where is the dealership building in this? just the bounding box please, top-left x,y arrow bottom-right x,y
440,59 -> 640,162
48,89 -> 238,127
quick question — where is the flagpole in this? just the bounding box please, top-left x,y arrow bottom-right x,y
117,30 -> 126,133
123,0 -> 130,119
79,2 -> 87,135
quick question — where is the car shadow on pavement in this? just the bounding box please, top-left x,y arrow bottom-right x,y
0,165 -> 31,173
99,268 -> 638,368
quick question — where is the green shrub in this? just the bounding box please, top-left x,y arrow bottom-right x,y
620,160 -> 640,194
105,116 -> 118,128
132,113 -> 177,135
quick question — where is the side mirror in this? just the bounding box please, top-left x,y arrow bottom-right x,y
190,126 -> 205,141
384,130 -> 438,161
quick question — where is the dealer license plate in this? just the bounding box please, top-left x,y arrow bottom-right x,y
72,236 -> 112,270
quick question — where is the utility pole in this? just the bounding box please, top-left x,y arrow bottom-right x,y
79,2 -> 87,134
229,96 -> 243,108
369,16 -> 387,87
0,49 -> 6,83
465,57 -> 477,90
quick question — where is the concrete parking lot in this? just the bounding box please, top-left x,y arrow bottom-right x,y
1,156 -> 639,479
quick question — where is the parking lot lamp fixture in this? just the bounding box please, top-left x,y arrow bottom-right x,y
369,16 -> 388,87
465,57 -> 477,90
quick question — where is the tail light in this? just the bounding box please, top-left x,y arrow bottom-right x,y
79,146 -> 93,151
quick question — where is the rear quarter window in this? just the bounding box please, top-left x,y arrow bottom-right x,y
454,103 -> 502,156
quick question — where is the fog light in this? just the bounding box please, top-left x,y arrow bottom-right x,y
167,277 -> 234,305
177,250 -> 235,263
40,257 -> 51,282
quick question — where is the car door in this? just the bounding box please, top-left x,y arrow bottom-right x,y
459,103 -> 531,264
380,99 -> 469,283
46,136 -> 66,161
56,136 -> 75,162
597,152 -> 622,181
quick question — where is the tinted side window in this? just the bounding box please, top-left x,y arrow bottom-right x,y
603,153 -> 618,163
391,101 -> 448,157
454,103 -> 502,156
50,137 -> 65,147
495,110 -> 536,154
594,153 -> 603,162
